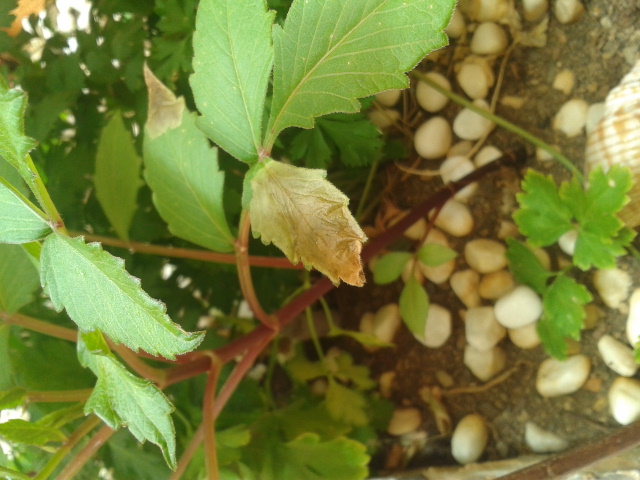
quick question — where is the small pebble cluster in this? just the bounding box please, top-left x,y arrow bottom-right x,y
365,0 -> 640,466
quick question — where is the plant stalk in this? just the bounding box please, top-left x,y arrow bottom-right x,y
203,361 -> 222,480
54,425 -> 114,480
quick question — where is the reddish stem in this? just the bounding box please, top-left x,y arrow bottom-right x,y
55,425 -> 114,480
203,360 -> 222,480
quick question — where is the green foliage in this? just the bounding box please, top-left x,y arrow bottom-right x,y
0,245 -> 39,313
399,277 -> 430,339
372,252 -> 412,284
0,79 -> 37,175
417,243 -> 458,267
0,180 -> 50,243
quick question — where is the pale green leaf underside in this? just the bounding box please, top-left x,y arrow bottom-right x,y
144,111 -> 234,252
40,233 -> 204,359
94,113 -> 143,242
266,0 -> 454,144
0,178 -> 50,244
191,0 -> 274,163
79,339 -> 176,469
0,244 -> 40,313
0,419 -> 66,446
0,83 -> 37,175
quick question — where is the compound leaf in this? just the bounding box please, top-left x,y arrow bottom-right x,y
0,243 -> 40,313
0,79 -> 37,177
94,113 -> 143,242
40,233 -> 204,359
191,0 -> 274,163
513,170 -> 573,246
79,336 -> 177,469
0,178 -> 51,244
399,277 -> 429,338
249,159 -> 367,286
144,67 -> 235,252
266,0 -> 454,145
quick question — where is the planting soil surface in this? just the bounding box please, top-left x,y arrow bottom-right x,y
331,1 -> 640,477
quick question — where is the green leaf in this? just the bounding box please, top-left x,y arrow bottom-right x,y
249,159 -> 367,286
399,278 -> 429,338
143,67 -> 235,252
505,238 -> 552,295
0,419 -> 66,447
78,335 -> 177,469
325,380 -> 368,427
0,178 -> 51,244
0,244 -> 40,313
327,326 -> 393,348
0,388 -> 26,410
266,0 -> 454,145
538,273 -> 592,360
315,113 -> 383,167
190,0 -> 274,163
0,80 -> 37,175
372,252 -> 411,284
0,156 -> 28,196
417,243 -> 458,267
289,128 -> 332,169
217,425 -> 252,467
94,113 -> 143,241
40,233 -> 204,359
513,170 -> 573,246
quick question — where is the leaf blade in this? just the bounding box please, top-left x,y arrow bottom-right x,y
190,0 -> 274,163
399,278 -> 429,338
266,0 -> 454,145
40,233 -> 204,359
0,244 -> 40,313
0,178 -> 50,244
372,252 -> 411,284
0,80 -> 37,175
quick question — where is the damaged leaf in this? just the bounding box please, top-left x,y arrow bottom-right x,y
249,159 -> 366,286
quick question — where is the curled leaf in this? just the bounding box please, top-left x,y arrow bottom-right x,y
143,64 -> 185,139
249,160 -> 367,286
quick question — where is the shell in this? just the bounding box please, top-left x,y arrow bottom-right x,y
585,60 -> 640,227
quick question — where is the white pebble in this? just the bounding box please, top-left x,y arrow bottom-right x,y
523,0 -> 549,21
403,216 -> 427,241
464,345 -> 506,381
440,155 -> 477,202
359,311 -> 374,335
532,247 -> 551,270
451,414 -> 489,465
416,72 -> 451,113
558,229 -> 577,256
536,146 -> 555,162
418,228 -> 455,284
388,407 -> 422,436
419,303 -> 452,348
453,99 -> 495,140
593,268 -> 632,309
375,89 -> 402,107
369,108 -> 400,129
597,335 -> 638,377
401,257 -> 425,284
627,288 -> 640,347
434,199 -> 474,237
585,102 -> 605,135
552,98 -> 588,137
508,323 -> 541,349
444,8 -> 466,38
479,270 -> 515,300
414,116 -> 452,159
470,22 -> 508,55
451,270 -> 481,308
474,145 -> 503,168
525,422 -> 569,453
554,0 -> 584,24
372,303 -> 402,344
465,239 -> 507,274
608,377 -> 640,425
379,371 -> 396,398
463,0 -> 512,22
536,355 -> 591,397
552,69 -> 575,95
465,306 -> 507,351
457,62 -> 490,100
448,140 -> 474,157
495,285 -> 543,329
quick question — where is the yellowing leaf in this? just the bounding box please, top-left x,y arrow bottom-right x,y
249,160 -> 366,286
2,0 -> 46,38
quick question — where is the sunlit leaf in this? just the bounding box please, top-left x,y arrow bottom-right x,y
325,380 -> 368,427
94,113 -> 143,241
249,159 -> 367,286
0,179 -> 50,244
191,0 -> 274,163
40,233 -> 204,359
1,0 -> 45,37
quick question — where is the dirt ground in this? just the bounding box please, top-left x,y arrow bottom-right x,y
333,1 -> 640,475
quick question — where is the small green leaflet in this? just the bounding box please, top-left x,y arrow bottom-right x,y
40,233 -> 204,359
94,113 -> 143,242
190,0 -> 274,163
0,419 -> 66,447
514,167 -> 635,270
0,178 -> 51,244
505,239 -> 552,295
417,243 -> 458,267
144,68 -> 235,253
399,278 -> 429,339
0,244 -> 40,313
78,334 -> 177,469
265,0 -> 455,147
0,78 -> 37,178
372,252 -> 411,284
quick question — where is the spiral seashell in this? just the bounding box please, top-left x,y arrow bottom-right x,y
585,60 -> 640,228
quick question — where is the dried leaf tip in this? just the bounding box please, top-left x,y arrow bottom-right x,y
143,64 -> 185,139
249,160 -> 367,287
